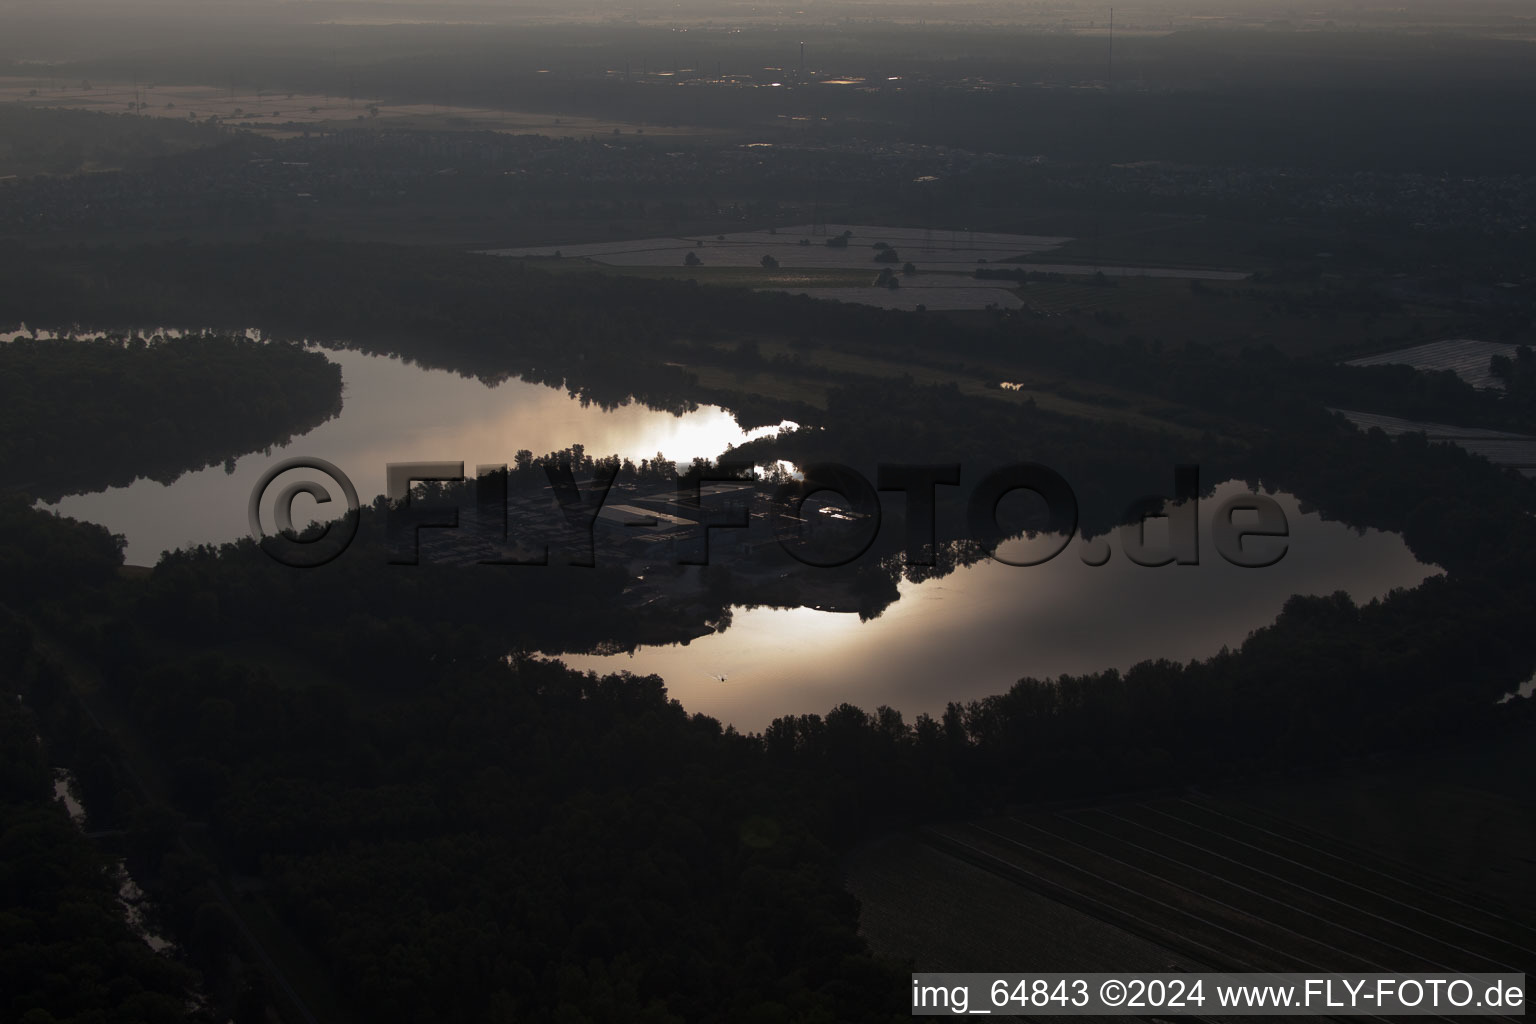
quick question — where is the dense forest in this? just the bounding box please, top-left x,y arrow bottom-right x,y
0,334 -> 342,501
0,608 -> 200,1024
1491,344 -> 1536,418
6,498 -> 912,1023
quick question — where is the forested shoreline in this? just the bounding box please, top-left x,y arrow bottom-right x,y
0,333 -> 342,501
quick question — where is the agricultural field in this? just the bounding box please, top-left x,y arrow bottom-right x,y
490,226 -> 1276,313
537,262 -> 1031,311
846,832 -> 1208,970
0,75 -> 712,140
530,263 -> 883,289
490,225 -> 1066,309
854,754 -> 1536,987
1236,728 -> 1536,909
1346,339 -> 1525,391
499,225 -> 1439,351
770,283 -> 1022,312
1019,263 -> 1249,281
1332,410 -> 1536,478
487,224 -> 1074,269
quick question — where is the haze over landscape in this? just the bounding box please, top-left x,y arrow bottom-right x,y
1,0 -> 1532,1021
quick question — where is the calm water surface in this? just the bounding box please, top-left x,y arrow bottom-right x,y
47,346 -> 785,563
41,346 -> 1436,728
559,481 -> 1436,729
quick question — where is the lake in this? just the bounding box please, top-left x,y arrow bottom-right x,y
558,480 -> 1436,729
46,345 -> 788,563
42,345 -> 1436,730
